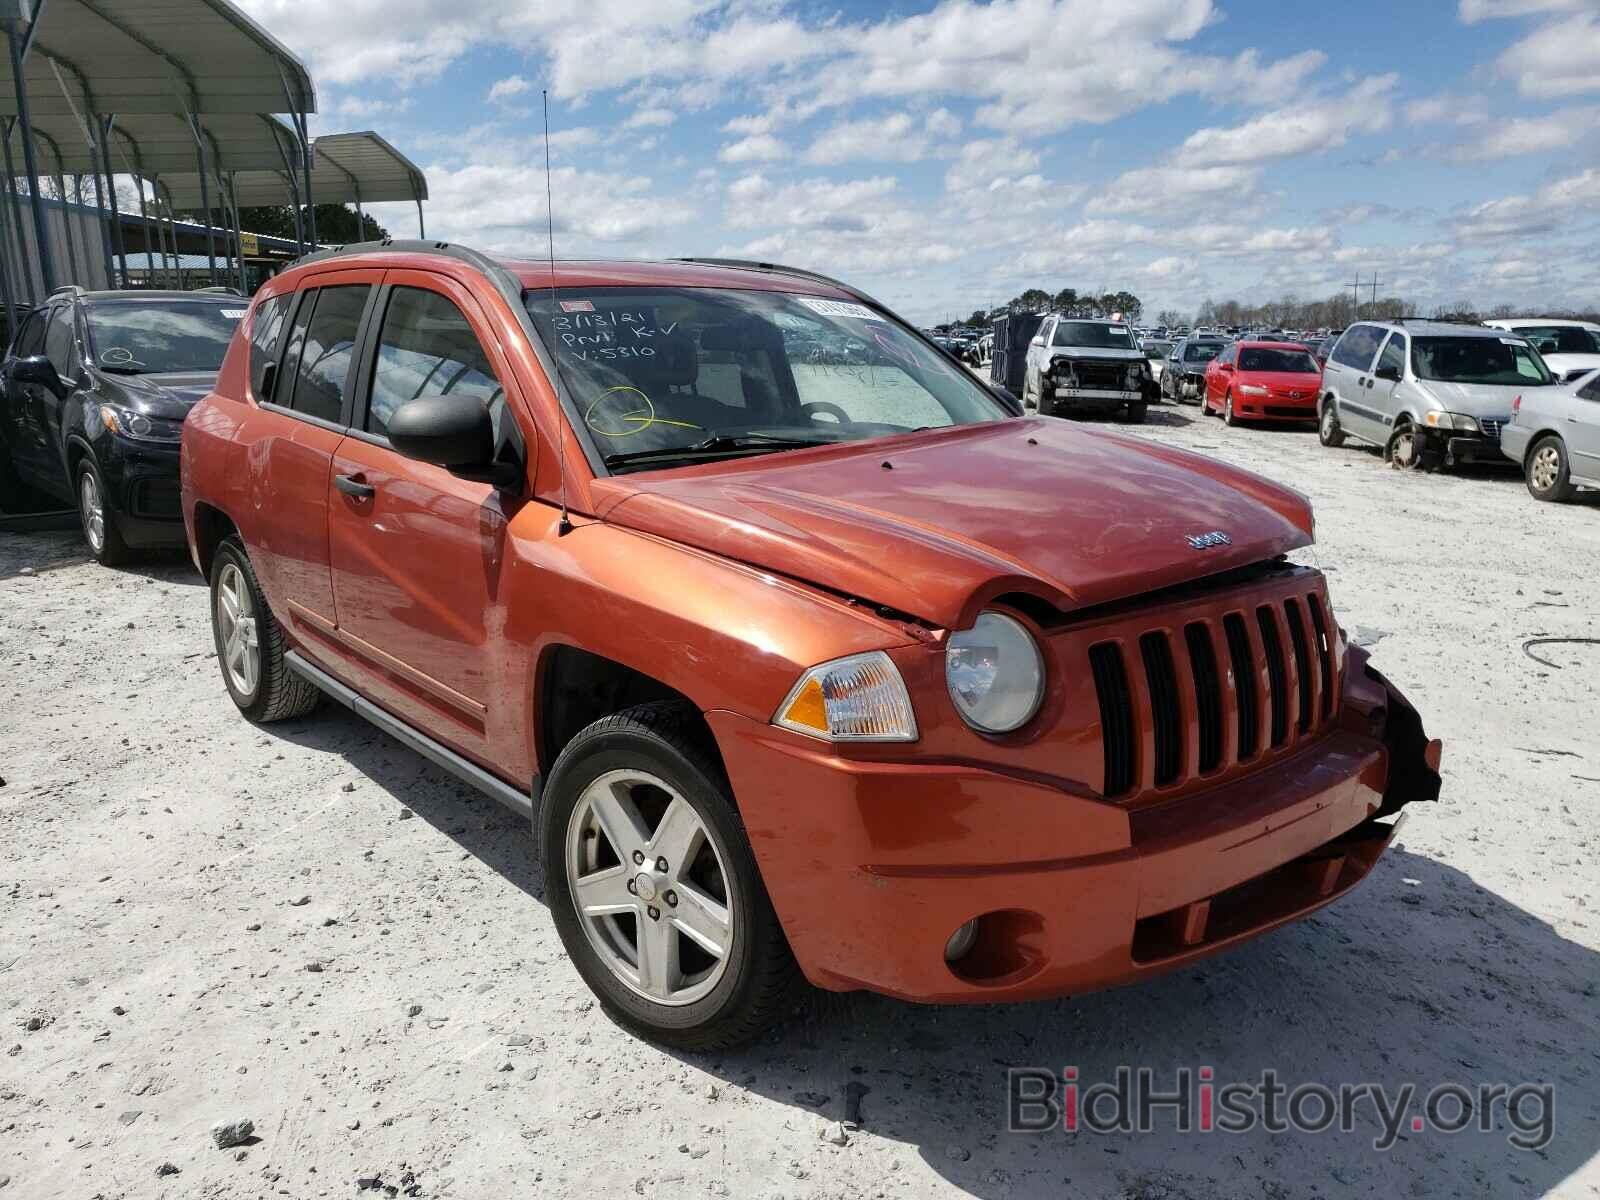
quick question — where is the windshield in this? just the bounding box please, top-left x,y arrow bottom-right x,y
1238,348 -> 1319,373
1509,325 -> 1600,355
1052,321 -> 1136,349
83,299 -> 242,374
1182,342 -> 1223,363
1412,337 -> 1554,386
525,286 -> 1007,470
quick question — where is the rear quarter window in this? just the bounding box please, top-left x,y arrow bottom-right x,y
249,293 -> 291,401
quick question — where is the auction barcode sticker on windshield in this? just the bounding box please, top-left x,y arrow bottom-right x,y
797,297 -> 882,321
560,299 -> 596,313
222,309 -> 246,319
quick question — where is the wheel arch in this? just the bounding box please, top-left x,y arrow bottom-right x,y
190,502 -> 241,579
1522,428 -> 1566,466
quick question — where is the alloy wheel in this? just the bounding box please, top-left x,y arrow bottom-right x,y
79,471 -> 105,553
215,562 -> 260,697
565,768 -> 734,1007
1530,444 -> 1561,492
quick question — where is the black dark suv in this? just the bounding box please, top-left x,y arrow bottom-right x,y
0,287 -> 244,563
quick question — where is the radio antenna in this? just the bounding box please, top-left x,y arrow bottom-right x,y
544,88 -> 572,536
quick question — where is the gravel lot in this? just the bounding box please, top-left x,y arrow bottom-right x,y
2,404 -> 1597,1199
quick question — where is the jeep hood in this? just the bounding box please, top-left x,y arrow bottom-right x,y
593,418 -> 1314,629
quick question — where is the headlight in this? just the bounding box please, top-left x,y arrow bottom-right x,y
100,404 -> 183,442
1423,411 -> 1477,431
1238,384 -> 1269,396
1125,364 -> 1142,388
945,611 -> 1045,734
774,651 -> 918,742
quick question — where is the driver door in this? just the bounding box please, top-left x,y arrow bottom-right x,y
1369,333 -> 1407,429
1570,374 -> 1600,479
3,308 -> 56,496
326,271 -> 527,769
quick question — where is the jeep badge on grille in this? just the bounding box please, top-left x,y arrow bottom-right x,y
1185,530 -> 1232,549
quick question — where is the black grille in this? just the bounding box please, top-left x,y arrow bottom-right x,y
1139,632 -> 1182,787
1256,607 -> 1289,748
1284,599 -> 1314,735
1089,642 -> 1136,797
1307,596 -> 1335,720
1223,613 -> 1258,761
1184,622 -> 1223,774
1479,418 -> 1504,439
1065,359 -> 1130,390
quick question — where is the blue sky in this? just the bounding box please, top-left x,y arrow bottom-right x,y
239,0 -> 1600,324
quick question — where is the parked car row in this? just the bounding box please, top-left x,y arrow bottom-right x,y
0,247 -> 1443,1050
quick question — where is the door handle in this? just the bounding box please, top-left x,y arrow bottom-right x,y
335,473 -> 375,499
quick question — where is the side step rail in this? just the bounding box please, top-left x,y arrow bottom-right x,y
285,650 -> 538,821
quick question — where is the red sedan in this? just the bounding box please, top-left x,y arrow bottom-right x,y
1204,341 -> 1323,425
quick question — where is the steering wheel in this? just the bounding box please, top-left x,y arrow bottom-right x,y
800,401 -> 850,424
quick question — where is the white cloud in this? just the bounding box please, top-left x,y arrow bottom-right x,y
1459,0 -> 1591,21
803,113 -> 928,165
1439,105 -> 1598,159
487,74 -> 531,103
1495,12 -> 1600,96
1453,166 -> 1600,241
718,134 -> 789,163
1175,76 -> 1396,167
1086,164 -> 1260,217
624,107 -> 677,130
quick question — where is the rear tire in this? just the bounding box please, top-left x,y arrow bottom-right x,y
208,536 -> 321,722
1123,401 -> 1147,423
1525,435 -> 1576,502
541,701 -> 802,1051
1318,399 -> 1346,448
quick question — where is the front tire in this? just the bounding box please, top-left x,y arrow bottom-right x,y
76,459 -> 130,566
1319,399 -> 1346,448
1525,435 -> 1576,502
1224,391 -> 1239,426
208,537 -> 321,722
1386,420 -> 1421,469
542,702 -> 801,1050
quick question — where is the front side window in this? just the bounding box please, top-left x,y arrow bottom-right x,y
1377,335 -> 1406,377
82,299 -> 242,375
12,309 -> 46,358
1238,347 -> 1319,373
1052,321 -> 1136,349
525,286 -> 1007,472
367,287 -> 504,439
1332,325 -> 1383,370
288,286 -> 371,424
1411,337 -> 1553,386
44,306 -> 77,376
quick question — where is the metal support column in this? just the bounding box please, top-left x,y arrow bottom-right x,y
97,116 -> 128,287
6,21 -> 56,291
37,130 -> 79,287
185,114 -> 216,285
0,120 -> 34,301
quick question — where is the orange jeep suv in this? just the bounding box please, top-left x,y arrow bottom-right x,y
182,242 -> 1442,1048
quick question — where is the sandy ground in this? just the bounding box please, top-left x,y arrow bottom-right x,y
2,401 -> 1598,1200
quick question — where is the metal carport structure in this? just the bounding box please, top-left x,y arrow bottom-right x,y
0,0 -> 316,309
161,129 -> 432,242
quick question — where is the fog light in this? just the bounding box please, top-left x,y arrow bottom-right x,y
944,919 -> 979,962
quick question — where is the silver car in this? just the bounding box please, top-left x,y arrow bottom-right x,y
1500,367 -> 1600,501
1318,319 -> 1556,469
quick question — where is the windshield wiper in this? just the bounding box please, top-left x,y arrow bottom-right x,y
604,433 -> 832,469
98,364 -> 146,376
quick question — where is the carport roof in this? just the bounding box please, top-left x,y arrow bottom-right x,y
6,110 -> 301,176
0,0 -> 315,117
157,131 -> 430,208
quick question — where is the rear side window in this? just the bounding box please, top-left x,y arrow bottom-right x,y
365,286 -> 503,439
288,285 -> 371,425
1332,325 -> 1383,370
249,293 -> 290,400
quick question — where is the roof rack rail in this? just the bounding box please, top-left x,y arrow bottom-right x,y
49,284 -> 86,298
194,285 -> 244,296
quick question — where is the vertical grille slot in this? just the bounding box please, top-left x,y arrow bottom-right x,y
1223,613 -> 1258,761
1089,642 -> 1136,798
1284,599 -> 1315,734
1307,594 -> 1335,719
1139,632 -> 1182,787
1184,622 -> 1223,774
1255,606 -> 1289,748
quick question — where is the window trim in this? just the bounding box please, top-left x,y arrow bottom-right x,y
258,280 -> 381,433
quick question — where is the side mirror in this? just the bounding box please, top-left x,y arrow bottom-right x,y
10,353 -> 64,394
388,394 -> 521,488
1374,364 -> 1401,382
1029,336 -> 1045,347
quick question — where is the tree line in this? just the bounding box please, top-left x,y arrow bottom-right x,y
952,286 -> 1145,330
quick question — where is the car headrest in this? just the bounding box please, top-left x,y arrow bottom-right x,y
620,330 -> 698,388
